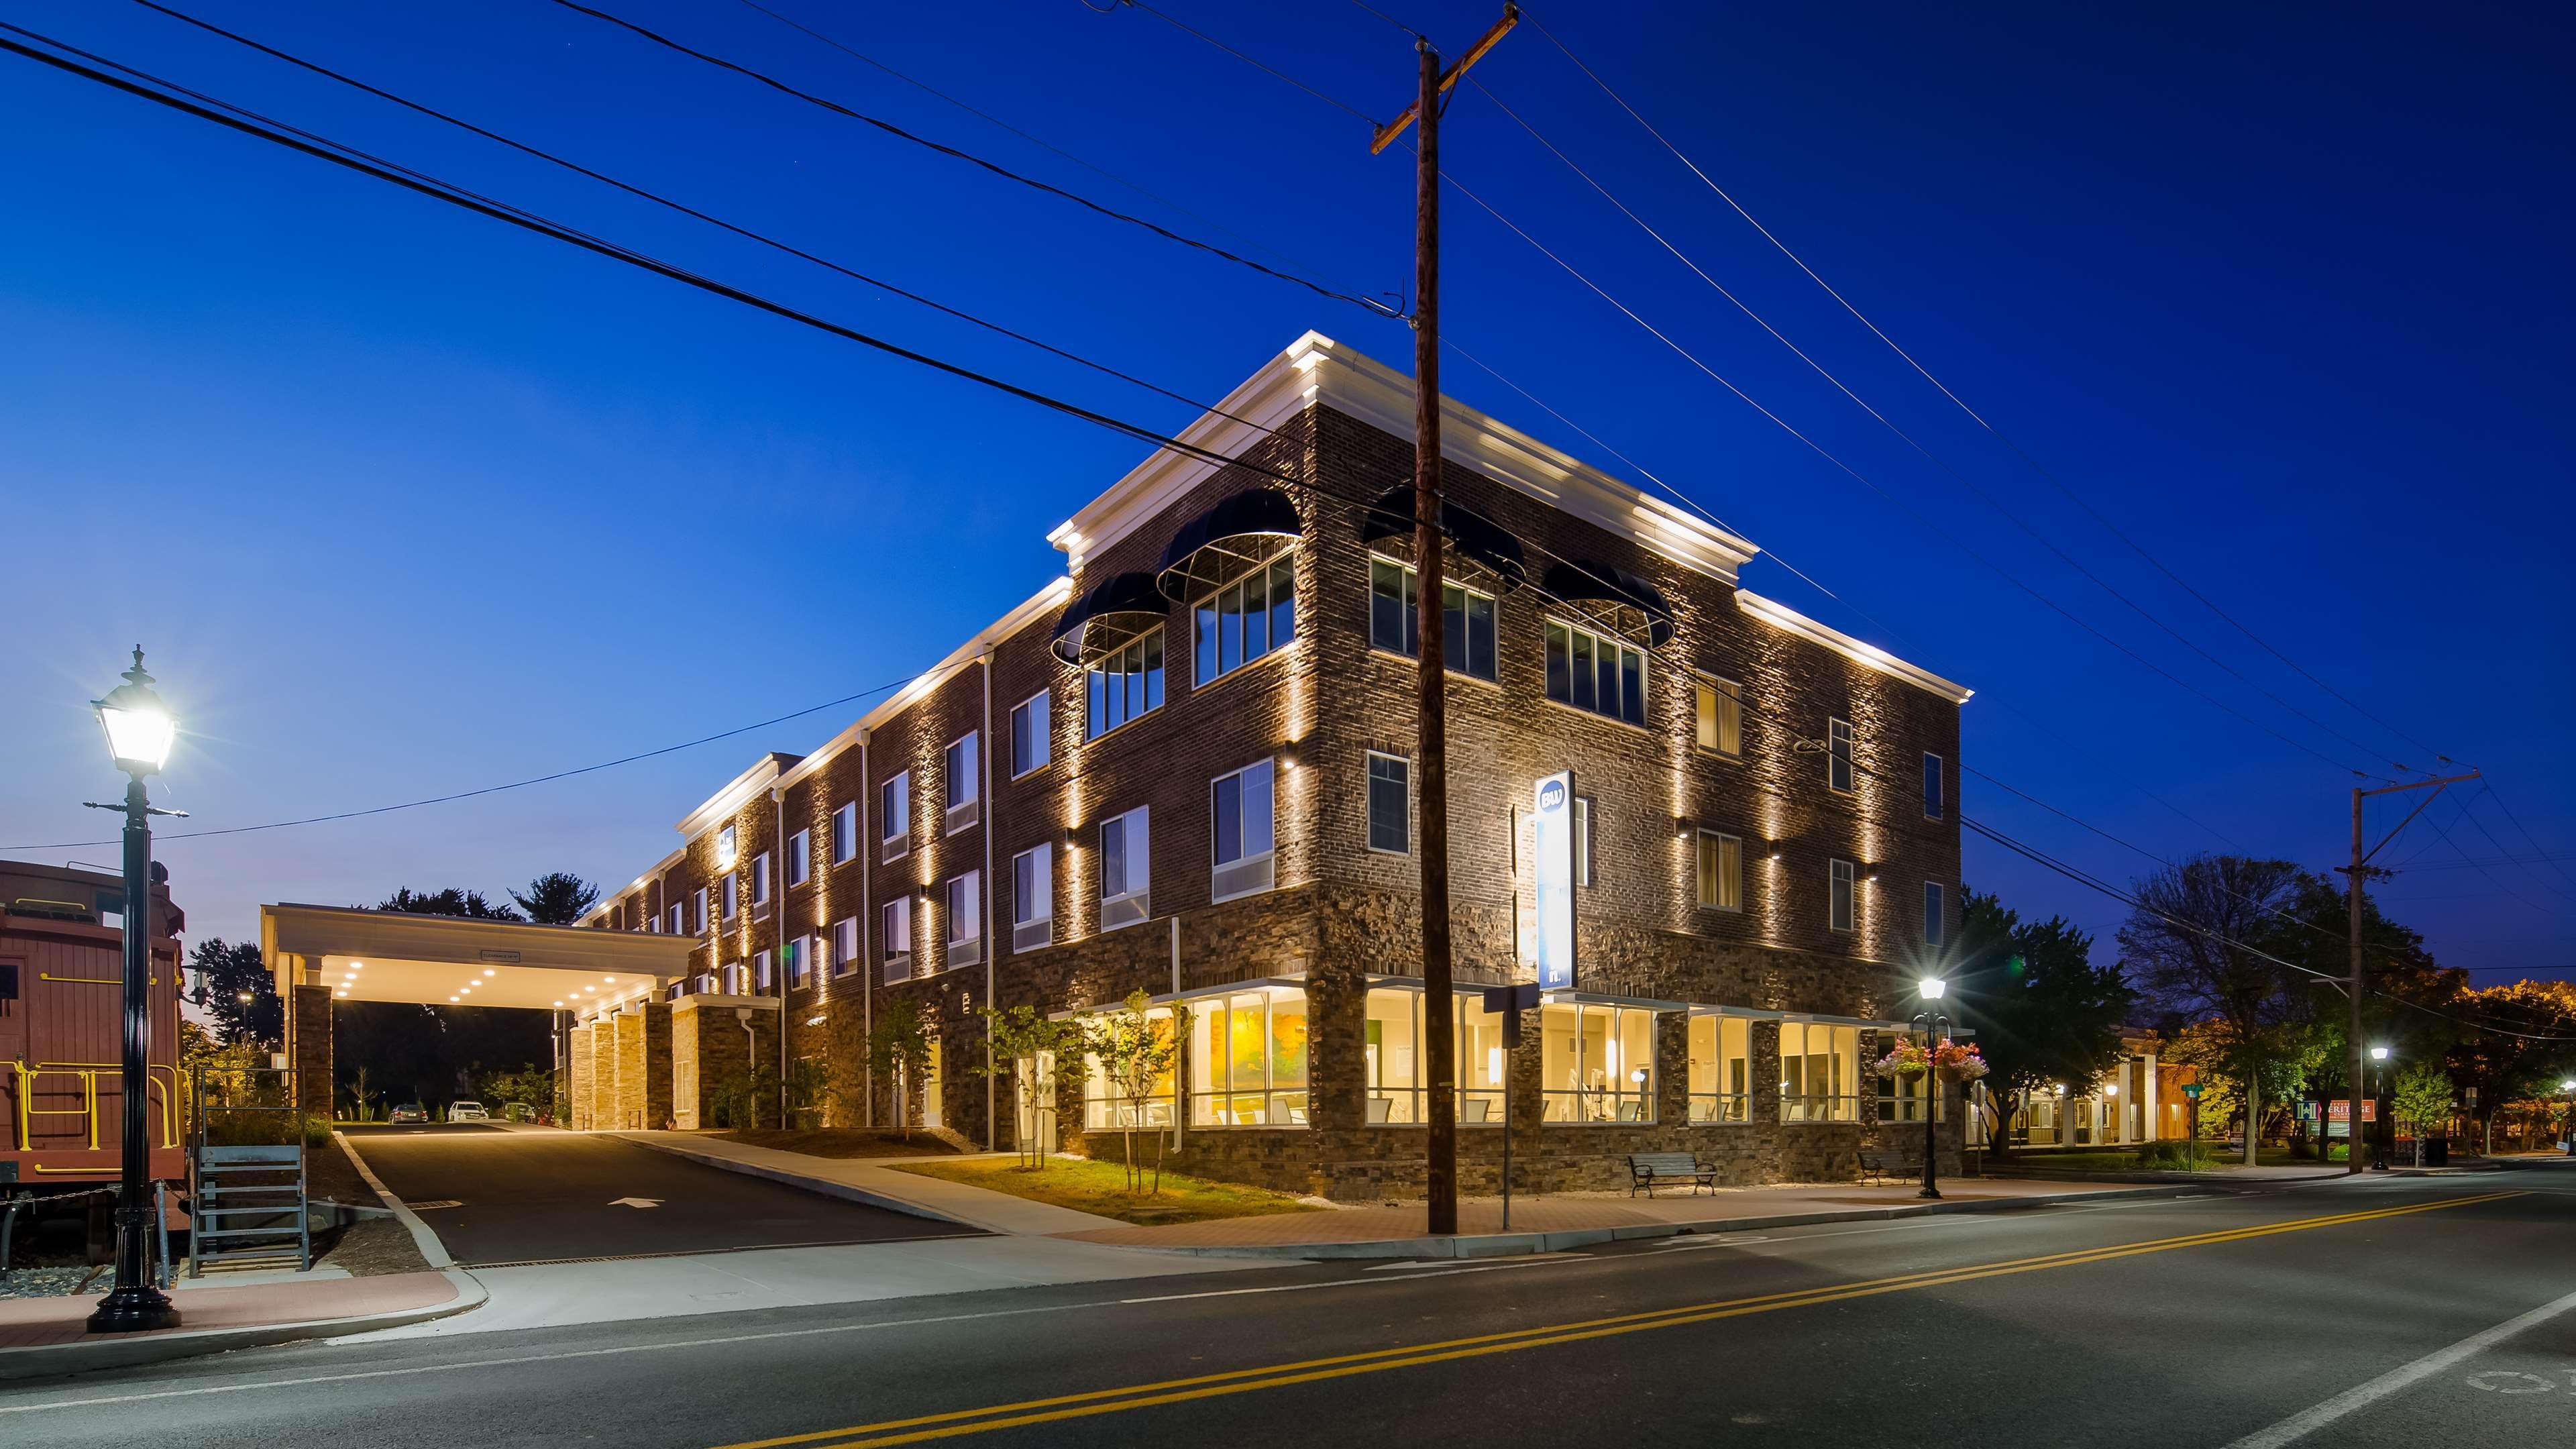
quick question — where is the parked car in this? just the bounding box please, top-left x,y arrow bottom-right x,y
389,1102 -> 428,1124
504,1103 -> 536,1122
448,1100 -> 490,1122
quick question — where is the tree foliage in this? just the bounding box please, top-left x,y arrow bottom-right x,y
865,1000 -> 934,1136
1083,991 -> 1190,1193
189,936 -> 281,1047
511,872 -> 601,925
1949,888 -> 2133,1152
378,886 -> 521,920
975,1004 -> 1086,1169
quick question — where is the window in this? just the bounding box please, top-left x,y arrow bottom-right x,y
1368,557 -> 1497,682
832,916 -> 859,977
1878,1040 -> 1946,1124
945,732 -> 980,834
644,912 -> 658,934
719,872 -> 738,920
880,771 -> 910,861
1195,549 -> 1297,684
1695,830 -> 1742,912
1366,753 -> 1411,855
1544,619 -> 1647,726
751,853 -> 771,908
1010,690 -> 1051,777
1011,844 -> 1053,952
1922,751 -> 1943,819
1923,880 -> 1945,947
1829,859 -> 1856,932
1085,629 -> 1165,739
1362,989 -> 1506,1125
832,802 -> 857,865
716,825 -> 739,870
1099,806 -> 1150,930
1779,1021 -> 1860,1122
1686,1015 -> 1752,1123
1189,987 -> 1310,1127
1210,759 -> 1277,902
1575,797 -> 1596,888
881,896 -> 914,982
752,949 -> 773,991
1540,1002 -> 1659,1122
1827,718 -> 1855,794
692,888 -> 708,932
945,870 -> 981,969
788,935 -> 812,989
667,902 -> 684,935
1083,1004 -> 1177,1131
1695,677 -> 1742,756
787,830 -> 811,888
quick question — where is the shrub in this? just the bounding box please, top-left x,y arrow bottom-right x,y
2133,1140 -> 2210,1171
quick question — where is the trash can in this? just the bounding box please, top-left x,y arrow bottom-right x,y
2424,1136 -> 2449,1167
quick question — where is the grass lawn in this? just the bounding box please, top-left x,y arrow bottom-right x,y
1995,1143 -> 2343,1172
888,1156 -> 1326,1226
716,1128 -> 961,1159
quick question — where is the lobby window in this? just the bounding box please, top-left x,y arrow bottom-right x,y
1210,759 -> 1277,902
1827,718 -> 1855,794
1544,619 -> 1647,726
1541,1002 -> 1658,1122
788,830 -> 811,888
1695,830 -> 1742,912
1924,880 -> 1945,946
719,872 -> 738,920
880,771 -> 910,861
832,802 -> 857,865
1083,1004 -> 1176,1131
1829,859 -> 1855,932
1686,1015 -> 1752,1123
1366,752 -> 1411,855
1695,676 -> 1743,756
945,870 -> 981,969
945,731 -> 980,834
1362,989 -> 1506,1125
751,853 -> 771,908
1010,690 -> 1051,777
1099,806 -> 1150,930
1878,1045 -> 1945,1124
832,916 -> 859,977
1779,1021 -> 1860,1123
880,895 -> 914,982
1195,549 -> 1297,685
1368,557 -> 1497,682
1188,987 -> 1310,1128
716,824 -> 739,870
1086,630 -> 1165,739
1923,751 -> 1943,819
1011,844 -> 1053,952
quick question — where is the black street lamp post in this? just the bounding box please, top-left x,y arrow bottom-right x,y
2366,1045 -> 2391,1173
83,649 -> 182,1334
1913,977 -> 1949,1201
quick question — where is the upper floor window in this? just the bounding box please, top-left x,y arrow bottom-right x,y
715,824 -> 739,870
1099,806 -> 1151,930
945,870 -> 983,969
788,829 -> 811,888
1923,880 -> 1945,946
1827,718 -> 1855,794
832,916 -> 859,976
1923,752 -> 1943,819
831,802 -> 857,865
880,771 -> 910,861
691,888 -> 708,932
751,949 -> 773,992
786,935 -> 812,989
1829,858 -> 1855,933
1695,676 -> 1742,756
945,732 -> 980,833
1695,829 -> 1741,912
1010,690 -> 1051,777
1369,557 -> 1497,682
1366,753 -> 1411,855
1210,759 -> 1277,902
1545,619 -> 1646,726
1011,843 -> 1053,953
881,895 -> 914,982
750,853 -> 771,907
1087,630 -> 1165,739
667,901 -> 684,936
1195,549 -> 1297,685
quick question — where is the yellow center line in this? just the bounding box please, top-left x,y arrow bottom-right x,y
712,1191 -> 2520,1449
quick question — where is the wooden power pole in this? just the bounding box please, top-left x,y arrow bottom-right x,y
1373,5 -> 1516,1238
2339,769 -> 2477,1173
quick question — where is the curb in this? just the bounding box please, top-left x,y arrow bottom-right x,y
606,1135 -> 979,1231
1120,1185 -> 2204,1260
1976,1167 -> 2352,1186
334,1131 -> 455,1270
0,1269 -> 486,1382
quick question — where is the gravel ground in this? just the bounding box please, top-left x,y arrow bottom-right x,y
0,1264 -> 105,1301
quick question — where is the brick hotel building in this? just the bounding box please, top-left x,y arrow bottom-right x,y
566,332 -> 1973,1197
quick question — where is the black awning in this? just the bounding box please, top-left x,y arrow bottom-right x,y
1541,559 -> 1675,645
1154,489 -> 1303,601
1356,485 -> 1528,592
1049,571 -> 1168,666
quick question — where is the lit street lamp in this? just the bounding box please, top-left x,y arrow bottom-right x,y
83,648 -> 182,1334
1913,977 -> 1949,1201
2561,1079 -> 2575,1158
2367,1044 -> 2392,1173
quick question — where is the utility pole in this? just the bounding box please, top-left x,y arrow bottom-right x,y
2339,770 -> 2477,1174
1371,5 -> 1516,1239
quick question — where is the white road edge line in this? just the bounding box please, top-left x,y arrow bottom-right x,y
2222,1284 -> 2576,1449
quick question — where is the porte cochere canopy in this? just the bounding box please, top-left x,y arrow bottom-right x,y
263,903 -> 696,1012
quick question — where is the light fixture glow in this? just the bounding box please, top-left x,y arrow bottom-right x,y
447,996 -> 460,1002
482,969 -> 496,977
1917,977 -> 1946,1001
2103,1083 -> 2118,1097
2369,1045 -> 2390,1061
93,647 -> 176,776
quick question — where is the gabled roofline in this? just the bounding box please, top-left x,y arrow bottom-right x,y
580,844 -> 688,928
674,752 -> 800,839
1735,590 -> 1974,704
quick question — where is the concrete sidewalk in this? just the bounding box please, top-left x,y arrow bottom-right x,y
0,1268 -> 482,1379
609,1131 -> 1128,1234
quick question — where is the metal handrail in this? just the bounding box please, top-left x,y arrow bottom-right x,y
30,1061 -> 185,1148
11,1063 -> 101,1150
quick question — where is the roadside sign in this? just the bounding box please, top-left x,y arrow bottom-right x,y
2182,1082 -> 2203,1099
1532,773 -> 1576,989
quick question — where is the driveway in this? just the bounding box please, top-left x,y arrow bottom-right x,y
339,1126 -> 978,1267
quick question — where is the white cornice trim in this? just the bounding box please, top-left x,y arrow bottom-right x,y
674,753 -> 796,839
1735,590 -> 1974,704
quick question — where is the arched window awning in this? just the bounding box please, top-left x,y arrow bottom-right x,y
1154,489 -> 1303,601
1356,485 -> 1528,592
1049,571 -> 1168,666
1540,559 -> 1675,646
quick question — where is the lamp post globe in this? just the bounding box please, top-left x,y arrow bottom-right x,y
84,647 -> 181,1334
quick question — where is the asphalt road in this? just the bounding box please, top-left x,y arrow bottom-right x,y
339,1126 -> 976,1265
9,1168 -> 2576,1448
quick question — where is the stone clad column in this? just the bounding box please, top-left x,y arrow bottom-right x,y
290,953 -> 333,1116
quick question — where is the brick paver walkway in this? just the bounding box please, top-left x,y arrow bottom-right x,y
0,1270 -> 458,1349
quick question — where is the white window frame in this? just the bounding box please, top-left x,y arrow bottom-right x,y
832,916 -> 859,977
1780,1020 -> 1861,1123
944,869 -> 982,969
1209,758 -> 1278,903
831,801 -> 858,865
1696,675 -> 1743,757
1543,616 -> 1650,727
1924,880 -> 1945,947
1010,690 -> 1051,779
719,872 -> 738,920
1364,554 -> 1497,683
1828,718 -> 1856,795
1366,751 -> 1411,856
1923,751 -> 1944,820
881,771 -> 910,861
1829,858 -> 1856,933
691,888 -> 708,933
1011,843 -> 1053,953
751,852 -> 771,908
667,902 -> 683,935
716,824 -> 739,871
788,829 -> 811,887
752,948 -> 773,992
1099,806 -> 1151,930
1085,629 -> 1166,740
945,731 -> 981,835
1574,796 -> 1596,889
881,895 -> 914,983
1696,829 -> 1743,912
1193,544 -> 1299,686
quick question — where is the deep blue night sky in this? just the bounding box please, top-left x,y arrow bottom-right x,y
3,1 -> 2568,983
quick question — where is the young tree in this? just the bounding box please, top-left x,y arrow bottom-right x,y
2390,1060 -> 2456,1167
866,1000 -> 933,1139
2118,855 -> 2312,1165
189,936 -> 281,1047
511,872 -> 602,925
1083,991 -> 1189,1193
974,1004 -> 1087,1169
1949,889 -> 2133,1155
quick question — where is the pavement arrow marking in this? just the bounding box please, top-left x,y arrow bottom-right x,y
608,1197 -> 664,1209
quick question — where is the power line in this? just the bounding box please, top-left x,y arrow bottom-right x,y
2484,786 -> 2576,896
1116,0 -> 1381,125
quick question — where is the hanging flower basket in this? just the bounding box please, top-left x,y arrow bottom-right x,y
1936,1042 -> 1990,1083
1872,1040 -> 1990,1083
1873,1041 -> 1933,1079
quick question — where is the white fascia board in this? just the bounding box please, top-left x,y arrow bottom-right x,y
674,754 -> 793,839
1051,331 -> 1762,585
1735,590 -> 1974,704
581,845 -> 688,927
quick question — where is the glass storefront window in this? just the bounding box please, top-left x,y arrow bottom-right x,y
1187,989 -> 1309,1128
1876,1053 -> 1945,1123
1778,1021 -> 1859,1123
1540,1002 -> 1658,1123
1082,1006 -> 1175,1132
1686,1015 -> 1751,1123
1362,989 -> 1506,1125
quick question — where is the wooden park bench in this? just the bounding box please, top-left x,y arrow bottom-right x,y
1626,1152 -> 1717,1197
1856,1151 -> 1902,1185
